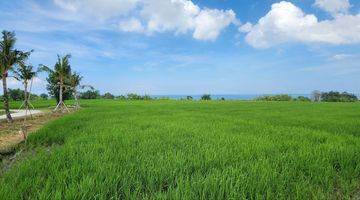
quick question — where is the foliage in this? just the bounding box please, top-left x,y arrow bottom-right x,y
80,90 -> 100,99
12,62 -> 38,84
0,31 -> 31,75
7,88 -> 39,101
201,94 -> 211,100
117,95 -> 127,100
45,71 -> 73,102
293,96 -> 311,102
40,93 -> 49,99
311,90 -> 322,102
321,91 -> 358,102
255,94 -> 292,101
126,93 -> 152,100
102,92 -> 115,99
8,88 -> 24,101
186,96 -> 193,100
68,72 -> 82,89
1,100 -> 360,199
41,54 -> 73,103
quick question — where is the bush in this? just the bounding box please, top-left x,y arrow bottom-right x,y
201,94 -> 211,101
127,93 -> 142,100
102,92 -> 115,99
117,95 -> 127,100
126,93 -> 153,100
321,91 -> 358,102
186,96 -> 193,100
7,88 -> 39,101
294,96 -> 311,102
80,90 -> 100,99
8,88 -> 24,101
255,94 -> 292,101
40,93 -> 49,99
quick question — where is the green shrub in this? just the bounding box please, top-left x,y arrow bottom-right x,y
321,91 -> 358,102
80,90 -> 100,99
102,92 -> 115,99
201,94 -> 211,101
255,94 -> 292,101
294,96 -> 311,102
126,93 -> 153,100
40,93 -> 49,99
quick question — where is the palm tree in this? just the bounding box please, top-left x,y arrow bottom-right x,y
69,72 -> 93,109
13,62 -> 41,111
69,72 -> 82,109
40,54 -> 72,112
0,30 -> 31,122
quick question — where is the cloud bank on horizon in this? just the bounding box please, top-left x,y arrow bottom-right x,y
52,0 -> 360,47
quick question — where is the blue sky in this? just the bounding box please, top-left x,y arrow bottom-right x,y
0,0 -> 359,95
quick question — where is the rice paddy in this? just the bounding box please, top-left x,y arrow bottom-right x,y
1,100 -> 360,199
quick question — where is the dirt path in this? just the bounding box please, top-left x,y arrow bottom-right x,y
0,112 -> 66,154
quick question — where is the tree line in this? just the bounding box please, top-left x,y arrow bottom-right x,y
255,91 -> 358,102
0,88 -> 48,101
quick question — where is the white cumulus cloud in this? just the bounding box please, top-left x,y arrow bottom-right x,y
240,1 -> 360,48
314,0 -> 351,15
119,18 -> 144,33
54,0 -> 237,41
54,0 -> 139,19
193,9 -> 236,41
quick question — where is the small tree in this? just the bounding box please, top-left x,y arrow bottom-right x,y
311,90 -> 322,102
80,90 -> 100,99
103,92 -> 115,99
8,88 -> 24,101
40,93 -> 48,99
201,94 -> 211,101
69,71 -> 91,109
41,54 -> 72,112
45,71 -> 73,103
13,61 -> 41,110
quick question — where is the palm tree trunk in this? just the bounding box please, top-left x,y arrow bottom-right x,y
74,88 -> 79,108
24,81 -> 28,109
59,83 -> 63,104
2,73 -> 13,122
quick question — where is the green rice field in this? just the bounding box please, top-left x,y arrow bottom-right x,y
1,100 -> 360,199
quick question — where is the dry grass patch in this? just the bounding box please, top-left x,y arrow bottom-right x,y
0,111 -> 70,154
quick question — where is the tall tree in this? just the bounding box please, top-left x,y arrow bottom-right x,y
41,54 -> 72,111
0,30 -> 31,122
